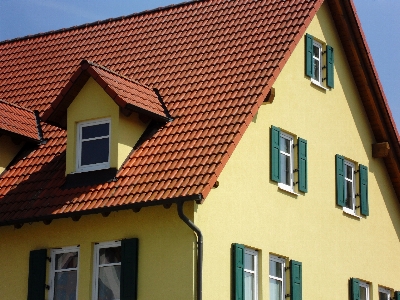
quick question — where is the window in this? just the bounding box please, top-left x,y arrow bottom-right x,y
305,33 -> 334,88
271,126 -> 308,194
93,238 -> 139,300
350,278 -> 370,300
269,255 -> 302,300
379,287 -> 391,300
49,246 -> 79,300
93,241 -> 121,300
269,255 -> 285,300
77,118 -> 111,172
336,155 -> 369,217
312,40 -> 322,85
232,244 -> 258,300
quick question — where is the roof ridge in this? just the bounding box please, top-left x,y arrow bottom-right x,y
0,99 -> 35,114
0,0 -> 202,45
84,60 -> 155,91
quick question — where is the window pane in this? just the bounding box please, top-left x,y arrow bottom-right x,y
82,123 -> 109,139
99,246 -> 121,265
55,252 -> 78,270
244,272 -> 254,300
54,270 -> 77,300
269,260 -> 282,278
360,286 -> 367,300
244,253 -> 254,271
98,265 -> 121,300
313,45 -> 319,58
379,292 -> 389,300
280,154 -> 291,185
280,137 -> 290,154
345,180 -> 353,209
269,278 -> 282,300
81,138 -> 109,166
346,165 -> 353,179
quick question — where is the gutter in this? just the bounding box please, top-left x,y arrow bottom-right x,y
177,200 -> 203,300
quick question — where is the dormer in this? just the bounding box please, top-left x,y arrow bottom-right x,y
43,60 -> 170,185
0,99 -> 43,175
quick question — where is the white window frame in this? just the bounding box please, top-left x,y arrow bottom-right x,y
76,118 -> 111,173
92,240 -> 122,300
278,132 -> 294,193
49,246 -> 80,300
244,248 -> 258,300
378,287 -> 391,300
359,281 -> 370,300
311,40 -> 323,86
343,159 -> 357,216
269,255 -> 286,300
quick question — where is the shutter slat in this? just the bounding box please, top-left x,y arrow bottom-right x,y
121,238 -> 139,300
290,260 -> 302,300
336,155 -> 345,207
359,164 -> 369,216
27,249 -> 47,300
350,278 -> 360,300
305,34 -> 313,78
298,138 -> 308,193
326,45 -> 334,88
232,243 -> 244,300
271,126 -> 281,182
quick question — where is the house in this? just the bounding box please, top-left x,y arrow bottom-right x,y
0,0 -> 399,299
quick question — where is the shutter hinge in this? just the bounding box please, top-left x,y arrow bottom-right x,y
322,50 -> 326,55
293,181 -> 298,186
292,144 -> 297,148
46,256 -> 51,262
293,169 -> 299,173
285,294 -> 291,298
285,266 -> 290,271
322,77 -> 326,82
354,170 -> 360,174
322,65 -> 326,69
355,193 -> 360,198
355,205 -> 361,209
45,284 -> 50,290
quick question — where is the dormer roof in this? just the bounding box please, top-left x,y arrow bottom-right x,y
45,60 -> 170,127
0,99 -> 42,142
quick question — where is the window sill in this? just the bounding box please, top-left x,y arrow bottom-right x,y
343,207 -> 361,219
311,79 -> 329,90
278,183 -> 299,196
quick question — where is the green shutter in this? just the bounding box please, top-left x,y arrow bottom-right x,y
121,238 -> 139,300
232,243 -> 244,300
305,34 -> 313,78
326,45 -> 334,88
336,154 -> 345,207
298,138 -> 308,193
27,249 -> 47,300
359,164 -> 369,216
350,278 -> 360,300
394,291 -> 400,300
290,260 -> 302,300
271,126 -> 281,182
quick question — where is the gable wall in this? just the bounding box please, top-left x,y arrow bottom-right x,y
195,2 -> 400,299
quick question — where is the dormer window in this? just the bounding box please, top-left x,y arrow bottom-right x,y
76,118 -> 111,173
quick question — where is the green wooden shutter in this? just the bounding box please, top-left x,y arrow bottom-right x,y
305,34 -> 313,78
350,278 -> 360,300
326,45 -> 334,88
121,238 -> 139,300
271,126 -> 281,182
359,164 -> 369,216
290,260 -> 302,300
336,154 -> 345,207
232,243 -> 244,300
394,291 -> 400,300
27,249 -> 47,300
298,138 -> 308,193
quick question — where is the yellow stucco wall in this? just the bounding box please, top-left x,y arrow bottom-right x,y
0,135 -> 24,175
66,78 -> 148,174
196,2 -> 400,299
0,203 -> 195,300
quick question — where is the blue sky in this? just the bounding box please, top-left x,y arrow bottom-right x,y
0,0 -> 399,131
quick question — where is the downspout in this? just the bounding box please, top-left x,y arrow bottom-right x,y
177,200 -> 203,300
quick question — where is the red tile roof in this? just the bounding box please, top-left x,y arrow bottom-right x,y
0,0 -> 398,226
45,60 -> 170,125
0,99 -> 41,142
